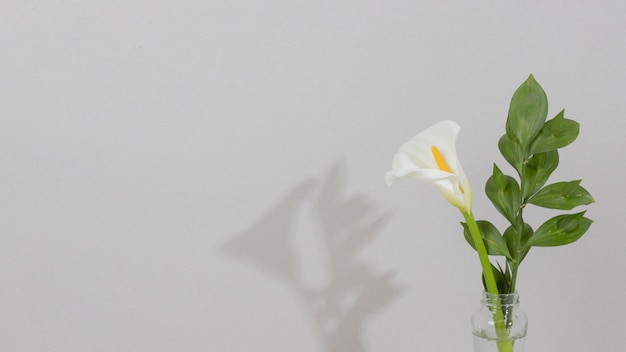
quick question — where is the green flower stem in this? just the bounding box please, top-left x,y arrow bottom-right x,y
463,210 -> 515,352
462,211 -> 499,294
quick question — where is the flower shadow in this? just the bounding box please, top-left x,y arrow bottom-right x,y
222,162 -> 402,352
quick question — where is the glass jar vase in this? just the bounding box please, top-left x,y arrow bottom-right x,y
471,291 -> 528,352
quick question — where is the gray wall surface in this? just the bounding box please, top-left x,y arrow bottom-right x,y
1,1 -> 625,351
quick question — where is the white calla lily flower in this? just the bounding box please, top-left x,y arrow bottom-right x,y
385,120 -> 472,213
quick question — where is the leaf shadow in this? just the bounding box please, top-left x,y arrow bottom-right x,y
222,162 -> 402,352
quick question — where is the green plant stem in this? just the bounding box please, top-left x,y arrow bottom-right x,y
509,206 -> 524,294
462,211 -> 499,294
510,160 -> 527,294
510,264 -> 519,294
463,211 -> 515,352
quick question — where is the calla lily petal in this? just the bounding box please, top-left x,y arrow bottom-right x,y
385,120 -> 472,212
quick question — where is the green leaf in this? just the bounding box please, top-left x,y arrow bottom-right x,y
482,262 -> 511,294
527,180 -> 595,210
462,220 -> 512,259
529,110 -> 580,154
526,212 -> 593,247
522,150 -> 559,200
505,75 -> 549,150
503,223 -> 534,264
485,164 -> 521,225
498,134 -> 525,176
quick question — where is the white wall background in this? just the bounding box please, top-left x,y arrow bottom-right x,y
2,1 -> 625,351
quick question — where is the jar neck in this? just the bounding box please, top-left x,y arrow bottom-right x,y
481,291 -> 520,308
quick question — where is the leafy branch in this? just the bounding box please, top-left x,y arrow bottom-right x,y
463,75 -> 595,294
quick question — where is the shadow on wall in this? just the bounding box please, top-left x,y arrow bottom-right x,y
222,162 -> 402,352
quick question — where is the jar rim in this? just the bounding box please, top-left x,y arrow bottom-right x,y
480,290 -> 520,305
481,290 -> 519,296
